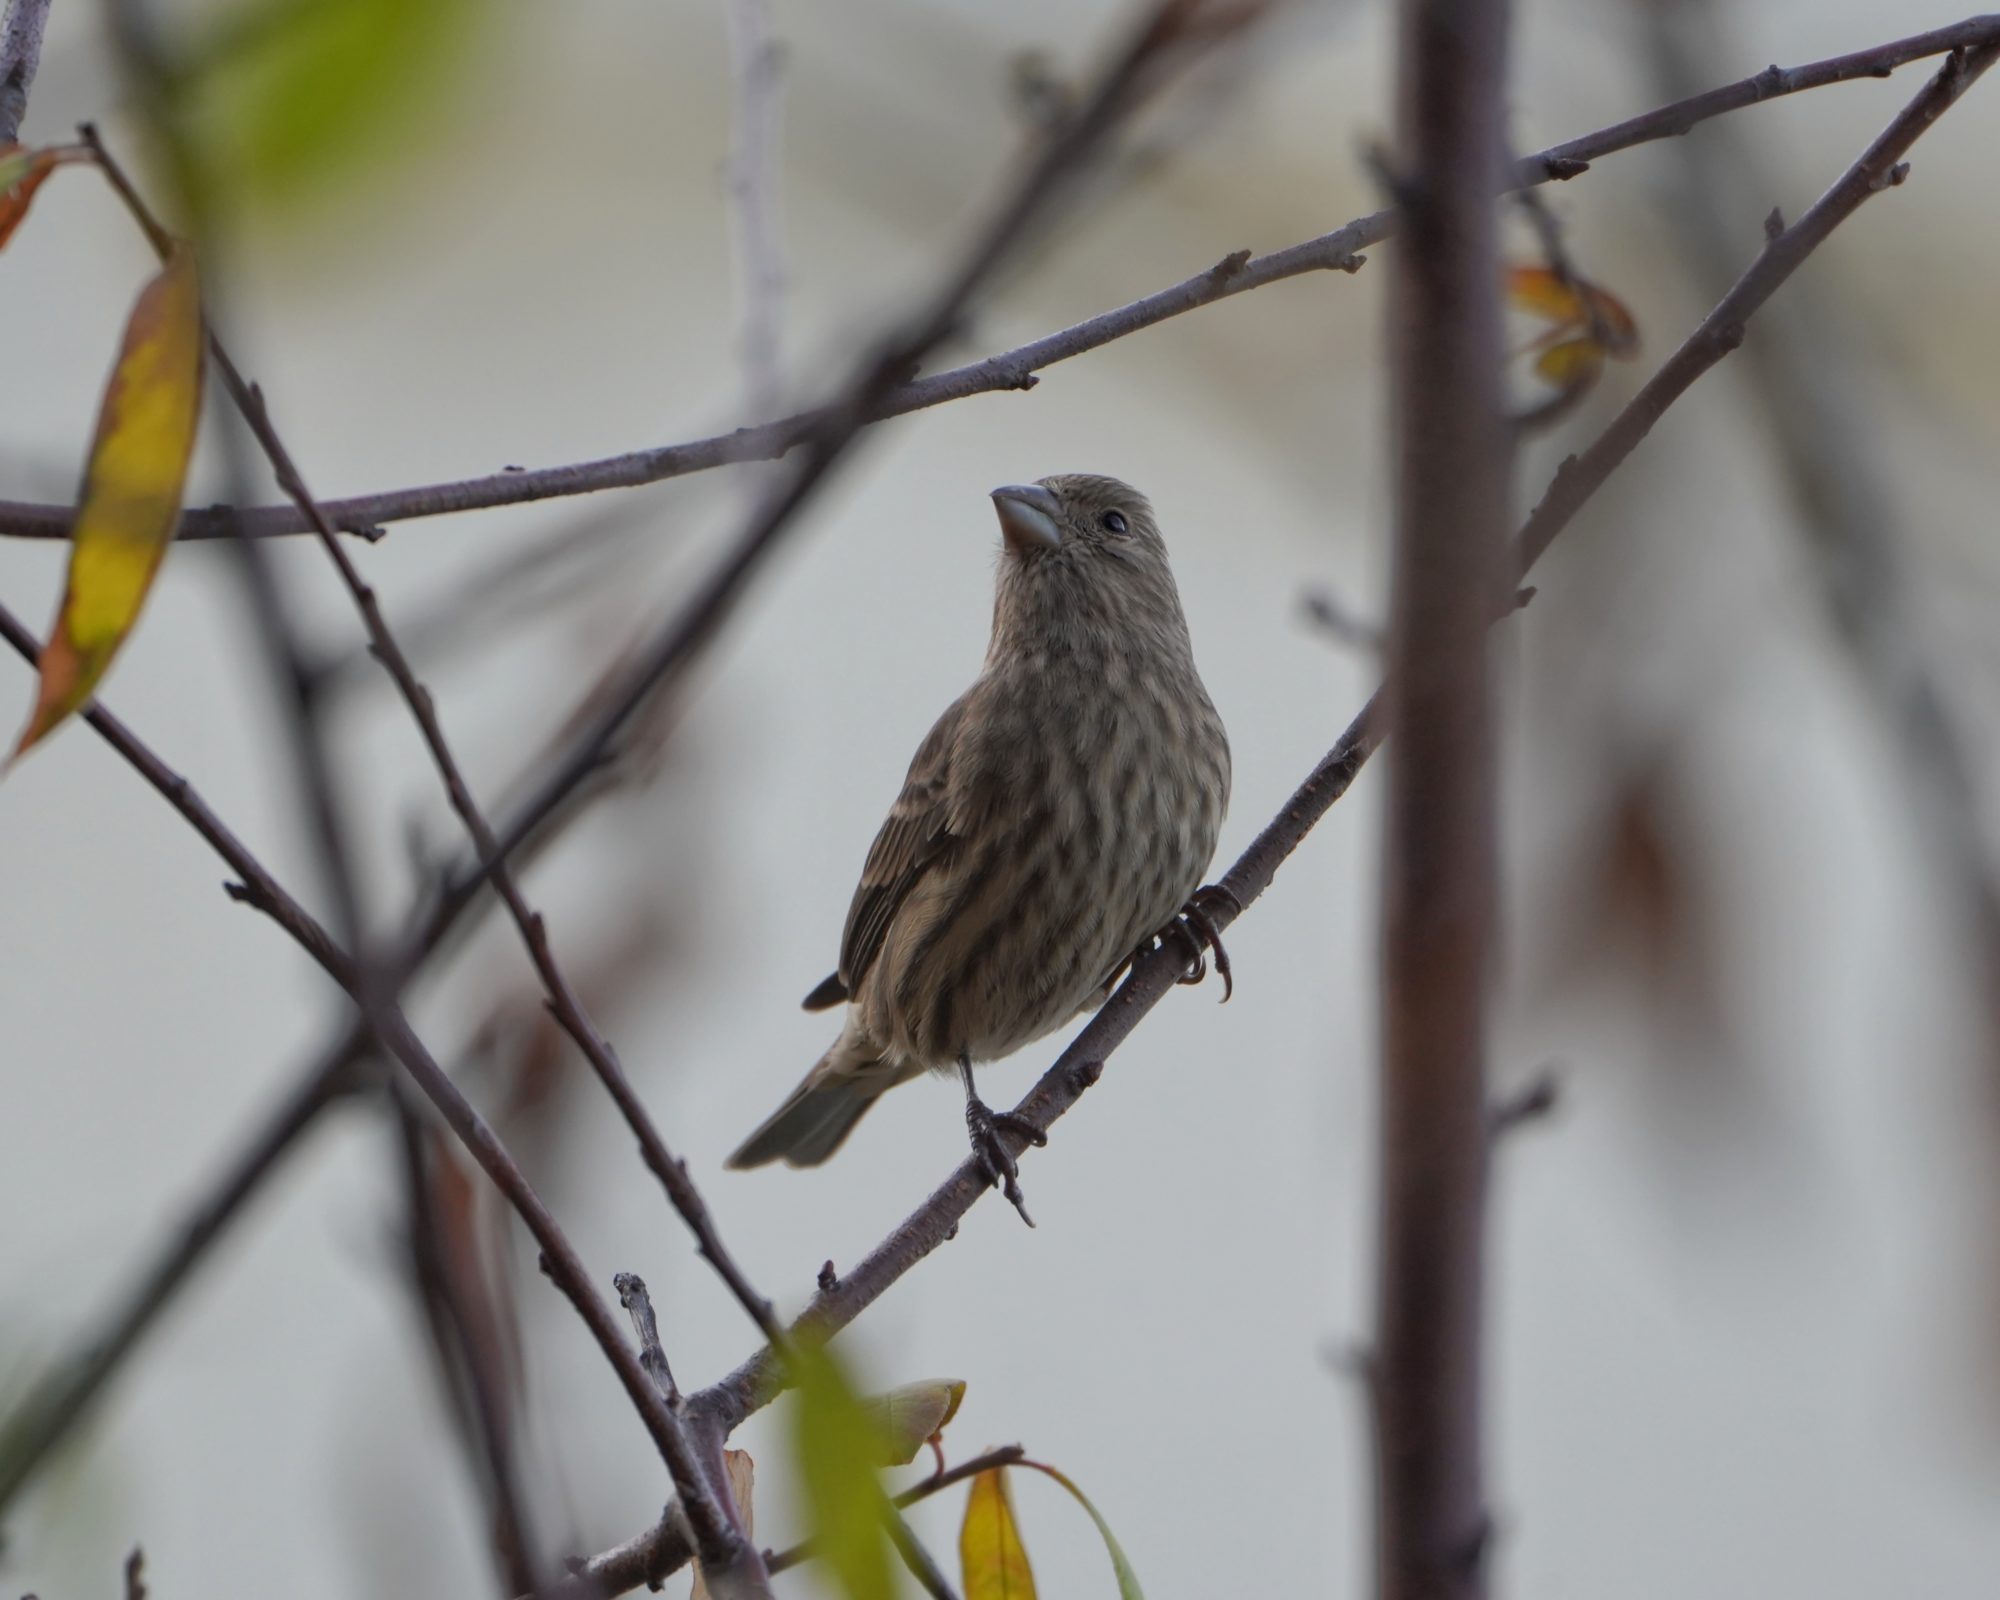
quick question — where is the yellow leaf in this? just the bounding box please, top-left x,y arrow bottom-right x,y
790,1343 -> 894,1600
690,1449 -> 756,1600
960,1468 -> 1035,1600
1533,337 -> 1606,393
10,246 -> 204,761
865,1379 -> 967,1466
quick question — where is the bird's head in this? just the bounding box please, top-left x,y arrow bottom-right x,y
985,473 -> 1190,657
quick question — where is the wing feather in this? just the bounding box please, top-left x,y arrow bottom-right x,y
835,698 -> 966,991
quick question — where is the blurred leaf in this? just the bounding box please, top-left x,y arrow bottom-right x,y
1507,263 -> 1639,421
1019,1461 -> 1142,1600
0,143 -> 69,251
960,1468 -> 1034,1600
864,1378 -> 966,1466
188,0 -> 481,205
1507,263 -> 1639,355
1534,336 -> 1607,391
790,1343 -> 894,1600
690,1449 -> 757,1600
10,245 -> 204,761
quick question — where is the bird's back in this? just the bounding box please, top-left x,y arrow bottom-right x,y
855,629 -> 1228,1069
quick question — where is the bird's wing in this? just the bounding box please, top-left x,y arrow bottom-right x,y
834,697 -> 967,994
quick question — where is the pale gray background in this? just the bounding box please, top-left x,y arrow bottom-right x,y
4,1 -> 2000,1595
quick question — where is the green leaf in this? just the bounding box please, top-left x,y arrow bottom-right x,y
1020,1461 -> 1143,1600
187,0 -> 485,205
864,1378 -> 967,1466
790,1343 -> 895,1600
960,1468 -> 1034,1600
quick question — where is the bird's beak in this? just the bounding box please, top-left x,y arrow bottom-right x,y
990,484 -> 1064,553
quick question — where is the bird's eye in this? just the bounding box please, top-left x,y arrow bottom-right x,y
1100,510 -> 1129,536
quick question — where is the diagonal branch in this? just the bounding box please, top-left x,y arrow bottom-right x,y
0,596 -> 751,1578
543,37 -> 2000,1597
1,16 -> 1993,544
80,123 -> 793,1351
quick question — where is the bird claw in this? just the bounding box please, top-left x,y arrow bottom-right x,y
1162,884 -> 1239,1002
965,1094 -> 1042,1227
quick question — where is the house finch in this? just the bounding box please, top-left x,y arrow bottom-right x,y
726,474 -> 1231,1222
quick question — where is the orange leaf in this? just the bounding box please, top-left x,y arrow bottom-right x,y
1506,263 -> 1587,325
0,143 -> 74,253
960,1467 -> 1035,1600
1507,263 -> 1639,357
11,245 -> 205,761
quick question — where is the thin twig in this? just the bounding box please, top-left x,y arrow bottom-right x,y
0,0 -> 52,144
0,603 -> 355,982
884,1506 -> 961,1600
80,125 -> 791,1349
3,15 -> 1992,545
0,591 -> 752,1581
723,0 -> 787,421
398,1099 -> 542,1595
759,1446 -> 1028,1578
1486,1067 -> 1563,1139
615,1273 -> 681,1407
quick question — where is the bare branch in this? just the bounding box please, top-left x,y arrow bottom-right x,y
5,18 -> 1994,1589
0,0 -> 52,144
4,16 -> 1992,546
1375,0 -> 1512,1593
760,1446 -> 1026,1578
615,1272 -> 681,1407
723,0 -> 788,420
398,1101 -> 543,1594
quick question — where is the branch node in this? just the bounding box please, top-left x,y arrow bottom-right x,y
1873,160 -> 1912,190
1488,1065 -> 1564,1139
1209,247 -> 1252,282
1336,252 -> 1367,274
1067,1057 -> 1105,1094
817,1259 -> 838,1293
1754,63 -> 1788,98
1539,154 -> 1589,180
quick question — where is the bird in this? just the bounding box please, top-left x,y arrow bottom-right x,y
726,473 -> 1232,1223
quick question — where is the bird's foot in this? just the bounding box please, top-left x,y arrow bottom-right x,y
964,1092 -> 1045,1228
1162,884 -> 1240,1002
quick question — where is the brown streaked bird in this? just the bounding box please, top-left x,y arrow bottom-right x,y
726,474 -> 1232,1223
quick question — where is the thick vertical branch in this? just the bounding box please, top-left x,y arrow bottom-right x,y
1377,0 -> 1511,1596
0,0 -> 52,144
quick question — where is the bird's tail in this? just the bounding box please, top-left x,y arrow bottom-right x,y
726,1047 -> 900,1169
